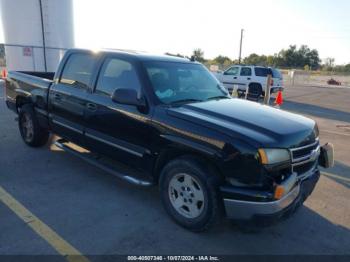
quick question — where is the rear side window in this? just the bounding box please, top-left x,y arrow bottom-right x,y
271,68 -> 282,78
240,67 -> 252,76
254,67 -> 272,77
60,53 -> 95,88
95,58 -> 141,97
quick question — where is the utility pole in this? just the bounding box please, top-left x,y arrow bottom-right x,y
39,0 -> 47,72
238,29 -> 244,64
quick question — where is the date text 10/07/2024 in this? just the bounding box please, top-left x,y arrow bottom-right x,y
127,256 -> 220,261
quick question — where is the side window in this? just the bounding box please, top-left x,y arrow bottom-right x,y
60,53 -> 95,89
224,67 -> 239,76
95,58 -> 141,97
254,67 -> 271,77
240,67 -> 252,76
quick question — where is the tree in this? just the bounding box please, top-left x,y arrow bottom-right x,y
243,53 -> 262,65
188,45 -> 325,71
305,49 -> 320,69
345,64 -> 350,72
191,48 -> 205,63
278,45 -> 298,67
213,55 -> 231,65
322,57 -> 335,72
266,55 -> 275,66
276,45 -> 320,69
324,57 -> 335,67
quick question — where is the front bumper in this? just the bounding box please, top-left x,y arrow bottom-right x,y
222,169 -> 320,224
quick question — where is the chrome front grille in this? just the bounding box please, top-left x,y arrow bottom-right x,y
290,138 -> 320,175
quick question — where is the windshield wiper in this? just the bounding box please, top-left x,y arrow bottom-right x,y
206,95 -> 230,101
169,98 -> 204,105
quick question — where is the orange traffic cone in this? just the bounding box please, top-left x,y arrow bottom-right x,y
1,68 -> 7,79
274,90 -> 283,107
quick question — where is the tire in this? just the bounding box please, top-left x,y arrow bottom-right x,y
18,104 -> 50,147
159,156 -> 222,232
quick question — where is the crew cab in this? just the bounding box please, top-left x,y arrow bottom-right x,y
4,49 -> 333,231
214,65 -> 283,95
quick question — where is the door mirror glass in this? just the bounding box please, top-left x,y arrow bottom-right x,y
111,88 -> 145,107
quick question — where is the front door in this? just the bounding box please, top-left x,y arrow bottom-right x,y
221,66 -> 240,91
83,56 -> 155,173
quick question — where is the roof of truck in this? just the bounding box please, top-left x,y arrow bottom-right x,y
70,48 -> 194,63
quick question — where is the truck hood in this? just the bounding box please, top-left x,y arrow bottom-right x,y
167,98 -> 317,148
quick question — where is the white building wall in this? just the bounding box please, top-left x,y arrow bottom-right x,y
0,0 -> 74,71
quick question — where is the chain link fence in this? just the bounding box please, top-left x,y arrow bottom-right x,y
282,70 -> 350,88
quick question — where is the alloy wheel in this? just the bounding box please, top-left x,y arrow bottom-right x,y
168,173 -> 205,219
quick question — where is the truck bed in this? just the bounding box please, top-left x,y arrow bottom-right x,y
16,71 -> 55,80
5,71 -> 55,114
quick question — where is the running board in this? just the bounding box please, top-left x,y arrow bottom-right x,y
54,139 -> 154,187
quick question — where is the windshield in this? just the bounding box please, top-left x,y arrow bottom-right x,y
144,61 -> 229,104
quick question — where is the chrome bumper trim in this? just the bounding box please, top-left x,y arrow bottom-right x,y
223,184 -> 300,220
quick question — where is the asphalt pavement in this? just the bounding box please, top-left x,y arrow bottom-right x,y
0,81 -> 349,257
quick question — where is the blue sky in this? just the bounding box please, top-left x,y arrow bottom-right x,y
1,0 -> 350,64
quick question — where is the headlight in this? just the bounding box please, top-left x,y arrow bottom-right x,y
258,148 -> 290,165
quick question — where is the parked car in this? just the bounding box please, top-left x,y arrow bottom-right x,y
213,65 -> 283,95
270,67 -> 284,90
327,78 -> 341,86
5,49 -> 333,231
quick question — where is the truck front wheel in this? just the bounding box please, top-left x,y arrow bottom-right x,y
159,156 -> 222,232
18,104 -> 49,147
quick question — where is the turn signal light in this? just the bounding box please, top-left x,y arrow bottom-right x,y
274,185 -> 285,199
258,149 -> 268,164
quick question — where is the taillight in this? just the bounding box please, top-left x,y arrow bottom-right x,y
270,78 -> 274,86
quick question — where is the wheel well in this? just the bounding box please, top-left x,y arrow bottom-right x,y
248,82 -> 262,88
153,147 -> 223,184
16,96 -> 31,112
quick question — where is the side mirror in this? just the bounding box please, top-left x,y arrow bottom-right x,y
111,88 -> 145,107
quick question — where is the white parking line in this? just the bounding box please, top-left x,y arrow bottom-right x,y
322,172 -> 350,183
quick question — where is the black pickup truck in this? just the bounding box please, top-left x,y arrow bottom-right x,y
4,48 -> 334,231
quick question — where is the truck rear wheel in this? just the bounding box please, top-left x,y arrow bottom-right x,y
159,156 -> 222,232
18,104 -> 49,147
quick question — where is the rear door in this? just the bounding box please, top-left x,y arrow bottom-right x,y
239,66 -> 252,91
253,67 -> 271,92
49,51 -> 98,145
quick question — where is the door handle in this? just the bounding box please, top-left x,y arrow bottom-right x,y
86,103 -> 97,111
233,77 -> 237,79
247,77 -> 251,80
53,93 -> 62,101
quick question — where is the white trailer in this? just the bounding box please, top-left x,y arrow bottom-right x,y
0,0 -> 74,72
